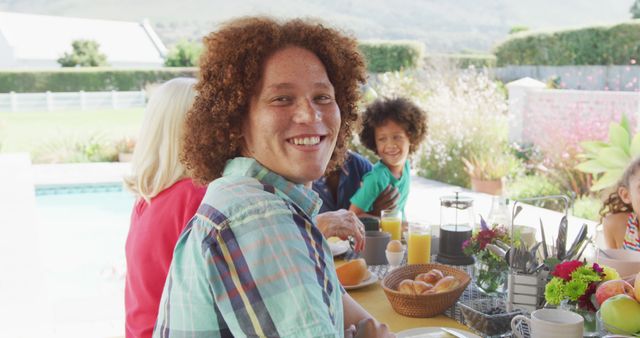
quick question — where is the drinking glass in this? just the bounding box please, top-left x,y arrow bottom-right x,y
381,209 -> 402,241
408,222 -> 431,264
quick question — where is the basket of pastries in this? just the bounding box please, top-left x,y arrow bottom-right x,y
381,263 -> 470,318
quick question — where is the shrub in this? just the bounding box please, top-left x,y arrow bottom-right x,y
58,40 -> 109,67
359,40 -> 424,73
494,21 -> 640,66
507,174 -> 564,211
0,68 -> 198,93
571,195 -> 602,222
415,65 -> 509,187
164,40 -> 203,67
463,148 -> 521,181
426,53 -> 496,69
32,133 -> 118,163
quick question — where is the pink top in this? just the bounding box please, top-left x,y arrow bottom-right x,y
124,178 -> 207,338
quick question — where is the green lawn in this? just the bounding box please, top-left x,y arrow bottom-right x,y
0,108 -> 144,161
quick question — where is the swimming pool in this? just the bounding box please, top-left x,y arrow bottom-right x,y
35,184 -> 134,337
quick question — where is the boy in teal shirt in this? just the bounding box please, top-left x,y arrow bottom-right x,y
349,97 -> 428,218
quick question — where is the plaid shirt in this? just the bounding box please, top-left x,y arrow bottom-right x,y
154,158 -> 344,338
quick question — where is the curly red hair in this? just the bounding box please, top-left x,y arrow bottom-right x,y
181,17 -> 367,184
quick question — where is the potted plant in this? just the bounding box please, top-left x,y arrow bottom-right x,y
576,114 -> 640,191
115,137 -> 136,162
463,149 -> 517,195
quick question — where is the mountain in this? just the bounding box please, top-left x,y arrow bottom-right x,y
0,0 -> 633,52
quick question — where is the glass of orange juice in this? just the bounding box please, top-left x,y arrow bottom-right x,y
408,222 -> 431,264
380,209 -> 402,241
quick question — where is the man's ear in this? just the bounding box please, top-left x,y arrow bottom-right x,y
619,186 -> 632,204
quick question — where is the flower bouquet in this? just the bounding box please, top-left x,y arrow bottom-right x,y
544,260 -> 620,335
463,217 -> 510,294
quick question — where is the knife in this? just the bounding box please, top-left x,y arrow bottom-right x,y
440,327 -> 466,338
565,224 -> 588,260
556,216 -> 568,260
539,218 -> 549,259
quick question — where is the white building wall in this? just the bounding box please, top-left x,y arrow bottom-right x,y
0,32 -> 15,68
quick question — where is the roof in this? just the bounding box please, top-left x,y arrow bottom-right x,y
0,11 -> 167,65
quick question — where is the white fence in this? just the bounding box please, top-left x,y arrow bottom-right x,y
0,90 -> 146,112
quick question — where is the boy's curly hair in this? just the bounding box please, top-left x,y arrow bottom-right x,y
359,97 -> 428,155
181,17 -> 366,184
600,157 -> 640,220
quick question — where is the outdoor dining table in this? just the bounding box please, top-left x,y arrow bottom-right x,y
335,257 -> 478,335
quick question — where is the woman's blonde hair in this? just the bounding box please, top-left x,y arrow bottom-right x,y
124,77 -> 197,202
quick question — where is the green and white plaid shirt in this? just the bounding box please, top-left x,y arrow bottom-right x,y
154,157 -> 344,338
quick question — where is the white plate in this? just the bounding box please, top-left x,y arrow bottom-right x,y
343,272 -> 378,290
329,240 -> 350,257
396,327 -> 480,338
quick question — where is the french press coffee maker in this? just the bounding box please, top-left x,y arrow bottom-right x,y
436,192 -> 475,265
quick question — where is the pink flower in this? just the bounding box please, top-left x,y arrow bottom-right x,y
592,263 -> 604,276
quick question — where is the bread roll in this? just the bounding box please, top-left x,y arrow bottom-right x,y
415,269 -> 444,284
432,275 -> 460,293
398,279 -> 416,294
413,280 -> 434,294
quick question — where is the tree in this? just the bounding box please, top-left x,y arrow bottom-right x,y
509,26 -> 529,34
164,40 -> 202,67
58,40 -> 109,67
631,0 -> 640,19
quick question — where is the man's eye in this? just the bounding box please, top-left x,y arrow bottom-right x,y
315,95 -> 333,103
272,96 -> 292,104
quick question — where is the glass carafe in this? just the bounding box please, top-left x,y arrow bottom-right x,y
436,192 -> 475,265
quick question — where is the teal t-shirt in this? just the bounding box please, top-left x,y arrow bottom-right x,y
349,160 -> 410,217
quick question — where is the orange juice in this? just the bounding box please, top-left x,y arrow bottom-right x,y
380,217 -> 402,241
408,232 -> 431,264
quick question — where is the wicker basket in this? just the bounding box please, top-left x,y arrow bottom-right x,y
381,264 -> 471,318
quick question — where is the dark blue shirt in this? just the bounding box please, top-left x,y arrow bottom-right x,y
313,151 -> 373,213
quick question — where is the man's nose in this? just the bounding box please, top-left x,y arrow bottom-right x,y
293,98 -> 321,123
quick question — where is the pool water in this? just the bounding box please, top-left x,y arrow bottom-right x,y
35,187 -> 135,336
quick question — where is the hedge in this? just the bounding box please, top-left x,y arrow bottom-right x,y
359,40 -> 424,73
0,67 -> 198,93
494,21 -> 640,66
426,53 -> 496,68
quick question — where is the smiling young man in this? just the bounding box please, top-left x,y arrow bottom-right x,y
154,17 -> 394,338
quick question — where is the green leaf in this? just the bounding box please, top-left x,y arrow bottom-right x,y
590,169 -> 625,191
544,257 -> 561,271
575,159 -> 608,174
579,140 -> 609,155
620,114 -> 631,134
595,146 -> 630,169
609,122 -> 630,155
630,133 -> 640,158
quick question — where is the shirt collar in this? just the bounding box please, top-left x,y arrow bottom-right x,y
223,157 -> 322,218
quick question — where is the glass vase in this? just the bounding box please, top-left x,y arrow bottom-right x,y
474,256 -> 507,295
560,300 -> 598,337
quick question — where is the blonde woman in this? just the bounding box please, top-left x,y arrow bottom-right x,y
123,78 -> 207,338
